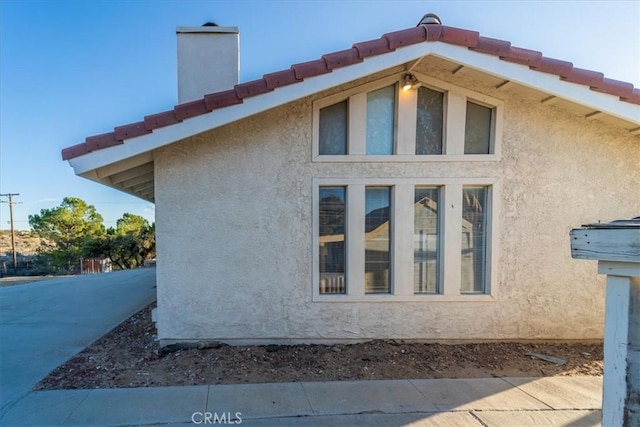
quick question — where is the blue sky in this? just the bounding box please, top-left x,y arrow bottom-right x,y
1,0 -> 638,231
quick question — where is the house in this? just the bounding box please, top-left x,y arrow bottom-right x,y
62,14 -> 640,346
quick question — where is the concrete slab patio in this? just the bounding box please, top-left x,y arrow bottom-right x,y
0,376 -> 603,426
0,268 -> 157,414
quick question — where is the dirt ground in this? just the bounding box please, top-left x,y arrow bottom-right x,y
35,303 -> 603,391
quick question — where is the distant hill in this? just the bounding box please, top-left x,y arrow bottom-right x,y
0,230 -> 43,256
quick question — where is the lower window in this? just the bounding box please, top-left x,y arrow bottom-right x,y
318,187 -> 346,294
414,187 -> 439,294
461,186 -> 488,293
365,187 -> 392,294
316,181 -> 495,299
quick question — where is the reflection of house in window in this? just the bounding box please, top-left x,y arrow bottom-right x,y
414,188 -> 439,294
317,183 -> 491,297
461,187 -> 487,293
319,188 -> 346,294
365,187 -> 391,293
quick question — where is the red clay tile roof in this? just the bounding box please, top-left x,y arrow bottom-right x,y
61,23 -> 640,161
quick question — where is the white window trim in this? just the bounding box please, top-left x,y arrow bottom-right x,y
312,73 -> 503,162
312,177 -> 500,303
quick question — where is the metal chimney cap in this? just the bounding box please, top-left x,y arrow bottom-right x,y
418,13 -> 442,26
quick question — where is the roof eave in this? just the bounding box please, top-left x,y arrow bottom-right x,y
68,42 -> 438,175
429,43 -> 639,124
68,40 -> 639,178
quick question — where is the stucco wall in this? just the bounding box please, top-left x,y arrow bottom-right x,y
154,69 -> 639,344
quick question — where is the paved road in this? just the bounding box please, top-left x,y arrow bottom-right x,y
0,268 -> 156,414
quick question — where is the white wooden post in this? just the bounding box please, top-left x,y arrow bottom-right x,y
601,273 -> 633,426
570,223 -> 640,427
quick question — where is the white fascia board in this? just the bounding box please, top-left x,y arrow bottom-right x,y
69,43 -> 436,175
429,43 -> 640,125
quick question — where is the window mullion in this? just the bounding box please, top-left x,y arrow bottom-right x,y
393,184 -> 413,295
347,184 -> 365,296
444,92 -> 466,155
348,93 -> 366,155
396,88 -> 417,155
442,184 -> 462,295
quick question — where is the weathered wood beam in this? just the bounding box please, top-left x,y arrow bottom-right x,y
585,111 -> 606,121
541,95 -> 558,105
406,57 -> 424,72
452,65 -> 465,75
138,189 -> 155,199
120,172 -> 155,189
570,228 -> 640,263
495,80 -> 514,90
128,181 -> 154,193
108,162 -> 154,184
96,152 -> 153,179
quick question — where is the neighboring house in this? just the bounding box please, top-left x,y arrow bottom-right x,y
62,14 -> 640,345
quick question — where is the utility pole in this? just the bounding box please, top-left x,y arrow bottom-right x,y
1,193 -> 20,273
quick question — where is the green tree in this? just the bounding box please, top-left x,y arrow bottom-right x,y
28,197 -> 105,272
87,213 -> 155,270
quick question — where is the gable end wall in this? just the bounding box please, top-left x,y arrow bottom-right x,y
153,70 -> 640,344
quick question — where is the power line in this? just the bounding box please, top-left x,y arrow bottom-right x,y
0,193 -> 21,273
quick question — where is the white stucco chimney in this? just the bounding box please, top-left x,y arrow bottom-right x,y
176,24 -> 239,104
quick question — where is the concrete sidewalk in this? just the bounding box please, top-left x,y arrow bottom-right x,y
0,376 -> 602,426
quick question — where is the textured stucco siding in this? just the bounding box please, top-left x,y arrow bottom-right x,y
154,69 -> 639,344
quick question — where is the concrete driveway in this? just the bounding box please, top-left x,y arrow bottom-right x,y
0,268 -> 156,414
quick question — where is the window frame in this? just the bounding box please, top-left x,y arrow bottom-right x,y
312,177 -> 500,303
312,73 -> 503,162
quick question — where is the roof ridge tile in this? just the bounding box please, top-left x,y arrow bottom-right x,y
383,26 -> 427,49
439,26 -> 479,47
114,121 -> 152,141
620,88 -> 640,105
85,132 -> 121,152
471,36 -> 511,56
530,56 -> 574,77
424,24 -> 443,41
322,48 -> 363,70
174,99 -> 209,121
291,59 -> 330,80
234,78 -> 272,99
264,69 -> 302,90
61,143 -> 88,160
353,37 -> 395,59
204,89 -> 243,110
561,67 -> 605,88
590,77 -> 635,99
500,46 -> 543,66
144,110 -> 182,131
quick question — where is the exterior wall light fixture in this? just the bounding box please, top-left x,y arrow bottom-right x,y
402,73 -> 420,91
